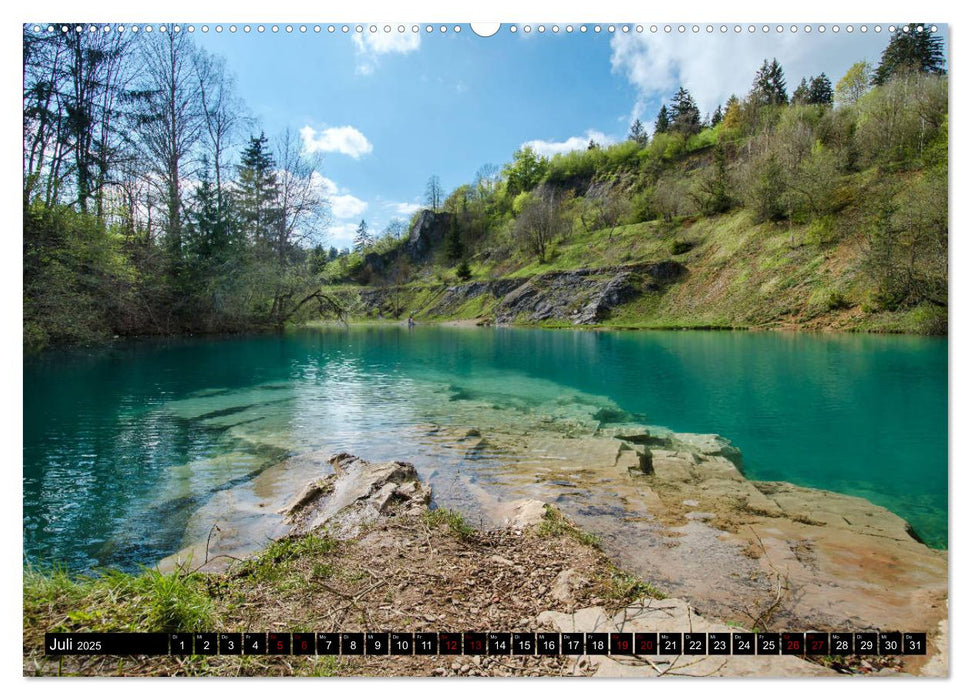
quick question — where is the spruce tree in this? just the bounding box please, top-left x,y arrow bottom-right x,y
235,132 -> 281,247
628,118 -> 649,145
711,104 -> 723,126
808,73 -> 834,105
669,87 -> 701,136
792,77 -> 811,105
654,105 -> 670,134
750,58 -> 788,106
353,219 -> 373,251
873,24 -> 946,85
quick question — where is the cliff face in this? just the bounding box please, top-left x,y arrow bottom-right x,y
348,261 -> 688,326
406,210 -> 455,260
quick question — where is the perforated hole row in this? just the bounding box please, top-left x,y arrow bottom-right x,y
28,23 -> 940,36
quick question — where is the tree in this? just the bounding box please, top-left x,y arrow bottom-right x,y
275,127 -> 327,263
722,95 -> 742,129
587,138 -> 599,150
792,78 -> 811,105
514,185 -> 569,261
750,58 -> 788,106
473,163 -> 500,198
353,219 -> 373,251
711,104 -> 723,126
654,104 -> 670,134
444,216 -> 464,262
137,27 -> 204,254
808,74 -> 834,105
193,50 -> 244,223
384,218 -> 407,240
455,259 -> 472,281
873,24 -> 946,86
503,145 -> 548,195
835,61 -> 872,106
669,87 -> 701,136
424,175 -> 443,210
235,132 -> 281,246
628,118 -> 648,145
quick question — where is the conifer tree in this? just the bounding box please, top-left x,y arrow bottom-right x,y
872,24 -> 946,85
669,87 -> 701,136
235,132 -> 281,246
628,118 -> 649,145
353,219 -> 373,251
750,58 -> 788,106
654,105 -> 670,134
808,73 -> 834,105
711,104 -> 723,126
792,77 -> 811,105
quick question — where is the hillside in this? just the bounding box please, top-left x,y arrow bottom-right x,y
318,69 -> 948,335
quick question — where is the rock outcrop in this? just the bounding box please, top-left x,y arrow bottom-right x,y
281,453 -> 431,538
349,261 -> 686,325
406,209 -> 455,260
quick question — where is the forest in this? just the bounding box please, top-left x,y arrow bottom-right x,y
23,24 -> 949,350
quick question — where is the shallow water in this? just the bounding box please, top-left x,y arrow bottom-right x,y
23,326 -> 947,571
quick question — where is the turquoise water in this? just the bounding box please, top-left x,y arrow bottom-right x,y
23,326 -> 948,571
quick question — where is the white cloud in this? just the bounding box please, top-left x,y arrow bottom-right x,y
609,30 -> 889,120
300,125 -> 373,159
328,222 -> 360,251
352,31 -> 420,74
387,201 -> 422,217
523,130 -> 615,158
311,173 -> 369,220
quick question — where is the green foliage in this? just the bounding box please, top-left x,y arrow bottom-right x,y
23,202 -> 137,351
24,564 -> 215,633
872,24 -> 946,86
503,146 -> 549,195
750,58 -> 789,106
835,61 -> 872,106
455,259 -> 472,281
670,240 -> 693,256
423,508 -> 475,540
537,505 -> 601,548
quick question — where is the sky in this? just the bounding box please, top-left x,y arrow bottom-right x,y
196,23 -> 946,250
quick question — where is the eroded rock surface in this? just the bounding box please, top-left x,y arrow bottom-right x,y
281,453 -> 431,538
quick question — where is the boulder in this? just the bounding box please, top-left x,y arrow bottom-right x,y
281,453 -> 431,538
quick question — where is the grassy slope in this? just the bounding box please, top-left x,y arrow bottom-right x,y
328,196 -> 944,335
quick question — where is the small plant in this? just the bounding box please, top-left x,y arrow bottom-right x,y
455,259 -> 472,281
670,239 -> 693,255
825,291 -> 851,311
423,508 -> 475,540
597,570 -> 666,607
537,504 -> 601,548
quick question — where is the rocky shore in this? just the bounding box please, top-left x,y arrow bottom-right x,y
142,443 -> 947,678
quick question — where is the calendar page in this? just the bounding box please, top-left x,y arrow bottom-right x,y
22,14 -> 949,680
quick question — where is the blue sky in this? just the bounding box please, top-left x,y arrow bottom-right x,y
196,24 -> 945,249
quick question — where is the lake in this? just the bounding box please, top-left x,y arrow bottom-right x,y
23,326 -> 948,571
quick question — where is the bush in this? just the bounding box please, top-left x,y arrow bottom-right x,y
670,240 -> 693,255
455,259 -> 472,281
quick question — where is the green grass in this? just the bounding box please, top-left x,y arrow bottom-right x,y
422,508 -> 476,540
24,564 -> 215,633
598,570 -> 666,606
537,504 -> 601,548
236,534 -> 338,583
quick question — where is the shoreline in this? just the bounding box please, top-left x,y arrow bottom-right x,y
23,453 -> 947,678
24,313 -> 948,357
